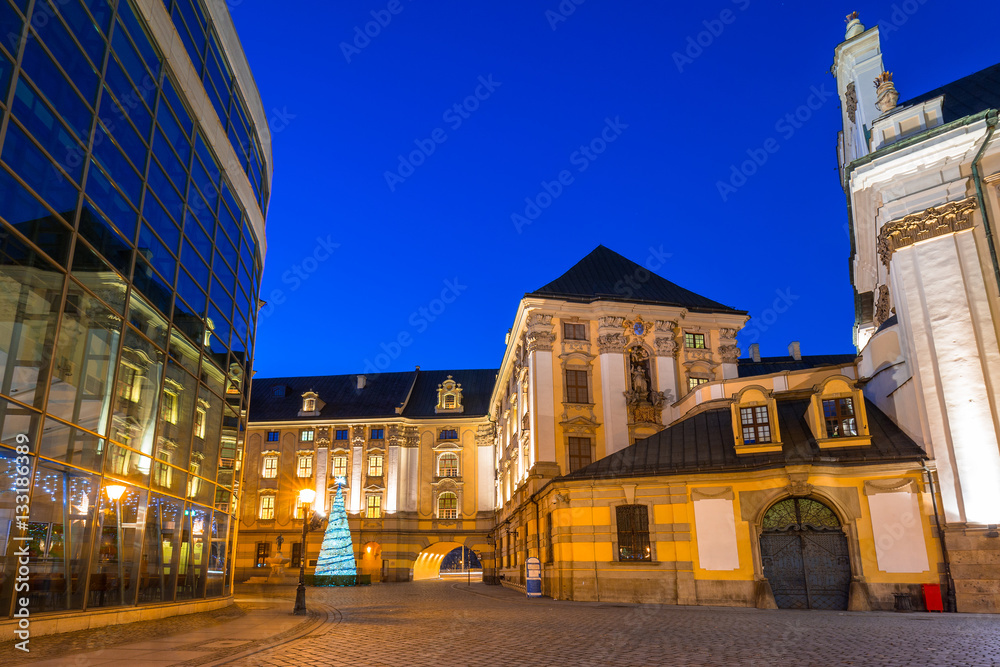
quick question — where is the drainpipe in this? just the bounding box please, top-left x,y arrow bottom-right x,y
923,462 -> 957,612
971,111 -> 1000,294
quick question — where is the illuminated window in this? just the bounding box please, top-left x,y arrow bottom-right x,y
259,495 -> 275,520
563,323 -> 586,340
195,408 -> 206,439
300,429 -> 314,442
332,455 -> 347,479
440,429 -> 458,440
117,365 -> 141,402
366,494 -> 381,518
304,398 -> 315,411
255,542 -> 270,566
438,492 -> 458,519
368,455 -> 383,477
161,391 -> 178,424
444,395 -> 455,408
684,333 -> 706,349
262,455 -> 278,479
823,398 -> 858,437
294,498 -> 312,519
740,406 -> 771,444
154,450 -> 172,488
687,376 -> 709,392
297,454 -> 313,478
438,452 -> 459,477
266,430 -> 280,442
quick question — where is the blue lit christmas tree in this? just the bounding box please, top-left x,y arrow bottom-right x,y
314,480 -> 357,586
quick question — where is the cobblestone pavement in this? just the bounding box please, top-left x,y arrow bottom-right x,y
226,581 -> 1000,667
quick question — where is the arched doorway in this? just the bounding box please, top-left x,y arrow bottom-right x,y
412,541 -> 463,580
358,542 -> 382,582
760,498 -> 852,610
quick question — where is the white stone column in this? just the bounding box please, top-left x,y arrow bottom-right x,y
889,227 -> 1000,524
476,423 -> 495,513
654,320 -> 680,425
385,426 -> 401,514
719,327 -> 741,380
402,426 -> 419,512
314,441 -> 329,514
526,314 -> 556,464
350,425 -> 364,513
598,318 -> 629,455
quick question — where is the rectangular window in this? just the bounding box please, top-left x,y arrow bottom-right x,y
117,365 -> 139,402
545,513 -> 554,564
300,429 -> 314,442
568,437 -> 592,473
335,429 -> 349,440
687,377 -> 709,393
368,454 -> 383,477
617,504 -> 651,562
259,495 -> 275,520
565,370 -> 589,404
262,455 -> 277,479
370,428 -> 384,440
296,454 -> 313,478
823,398 -> 858,437
684,333 -> 706,349
266,430 -> 279,442
255,541 -> 270,567
332,455 -> 347,479
740,406 -> 772,444
439,429 -> 458,440
161,391 -> 178,424
366,494 -> 381,518
290,542 -> 302,569
438,494 -> 457,519
195,407 -> 206,438
563,322 -> 586,340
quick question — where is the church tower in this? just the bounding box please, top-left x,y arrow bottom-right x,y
834,13 -> 1000,612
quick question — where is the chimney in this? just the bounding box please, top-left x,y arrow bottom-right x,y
844,11 -> 864,40
788,341 -> 802,361
874,71 -> 899,113
357,375 -> 366,389
749,344 -> 761,363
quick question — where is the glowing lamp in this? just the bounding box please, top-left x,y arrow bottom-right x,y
105,484 -> 126,502
299,488 -> 316,505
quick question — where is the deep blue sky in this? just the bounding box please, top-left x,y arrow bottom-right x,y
231,1 -> 997,378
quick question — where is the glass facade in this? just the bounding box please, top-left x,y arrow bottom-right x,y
0,0 -> 267,617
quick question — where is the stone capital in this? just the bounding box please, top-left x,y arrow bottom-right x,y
597,332 -> 627,354
654,336 -> 677,357
877,197 -> 977,266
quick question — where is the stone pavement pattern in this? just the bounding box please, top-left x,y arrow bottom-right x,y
7,581 -> 1000,666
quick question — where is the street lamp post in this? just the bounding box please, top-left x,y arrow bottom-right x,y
293,488 -> 316,615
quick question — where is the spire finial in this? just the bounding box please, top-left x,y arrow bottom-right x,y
845,11 -> 864,40
874,71 -> 899,112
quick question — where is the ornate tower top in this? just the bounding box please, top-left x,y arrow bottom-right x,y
845,11 -> 864,40
874,71 -> 899,113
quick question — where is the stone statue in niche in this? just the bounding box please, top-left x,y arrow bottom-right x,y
624,346 -> 669,425
628,347 -> 651,398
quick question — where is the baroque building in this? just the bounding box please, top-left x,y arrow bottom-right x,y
238,370 -> 496,583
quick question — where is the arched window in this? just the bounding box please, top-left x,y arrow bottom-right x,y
438,453 -> 459,477
438,492 -> 458,519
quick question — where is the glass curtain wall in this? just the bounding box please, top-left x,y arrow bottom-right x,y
0,0 -> 264,618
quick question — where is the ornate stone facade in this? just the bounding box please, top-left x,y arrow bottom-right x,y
877,197 -> 978,266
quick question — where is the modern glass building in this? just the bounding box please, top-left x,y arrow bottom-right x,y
0,0 -> 270,623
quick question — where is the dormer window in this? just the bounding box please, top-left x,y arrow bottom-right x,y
272,385 -> 285,397
298,390 -> 323,417
740,406 -> 771,444
731,386 -> 782,455
435,376 -> 464,414
823,398 -> 858,438
809,376 -> 871,449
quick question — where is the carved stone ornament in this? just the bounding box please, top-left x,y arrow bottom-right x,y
598,316 -> 626,330
597,332 -> 627,354
387,424 -> 403,447
654,336 -> 677,357
877,197 -> 977,266
351,425 -> 367,447
719,328 -> 739,343
561,339 -> 592,355
526,313 -> 554,329
654,319 -> 676,334
403,425 -> 419,447
874,285 -> 891,327
719,344 -> 741,364
476,422 -> 496,446
526,331 -> 556,353
787,481 -> 814,497
845,81 -> 857,123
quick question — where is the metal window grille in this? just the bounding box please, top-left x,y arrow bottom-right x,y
617,504 -> 651,561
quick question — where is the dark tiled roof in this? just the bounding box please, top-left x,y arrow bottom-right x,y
400,368 -> 498,419
249,369 -> 497,423
896,62 -> 1000,123
562,398 -> 924,480
526,246 -> 744,314
737,354 -> 857,378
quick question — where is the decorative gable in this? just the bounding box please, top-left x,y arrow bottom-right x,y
298,390 -> 324,417
435,376 -> 464,414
